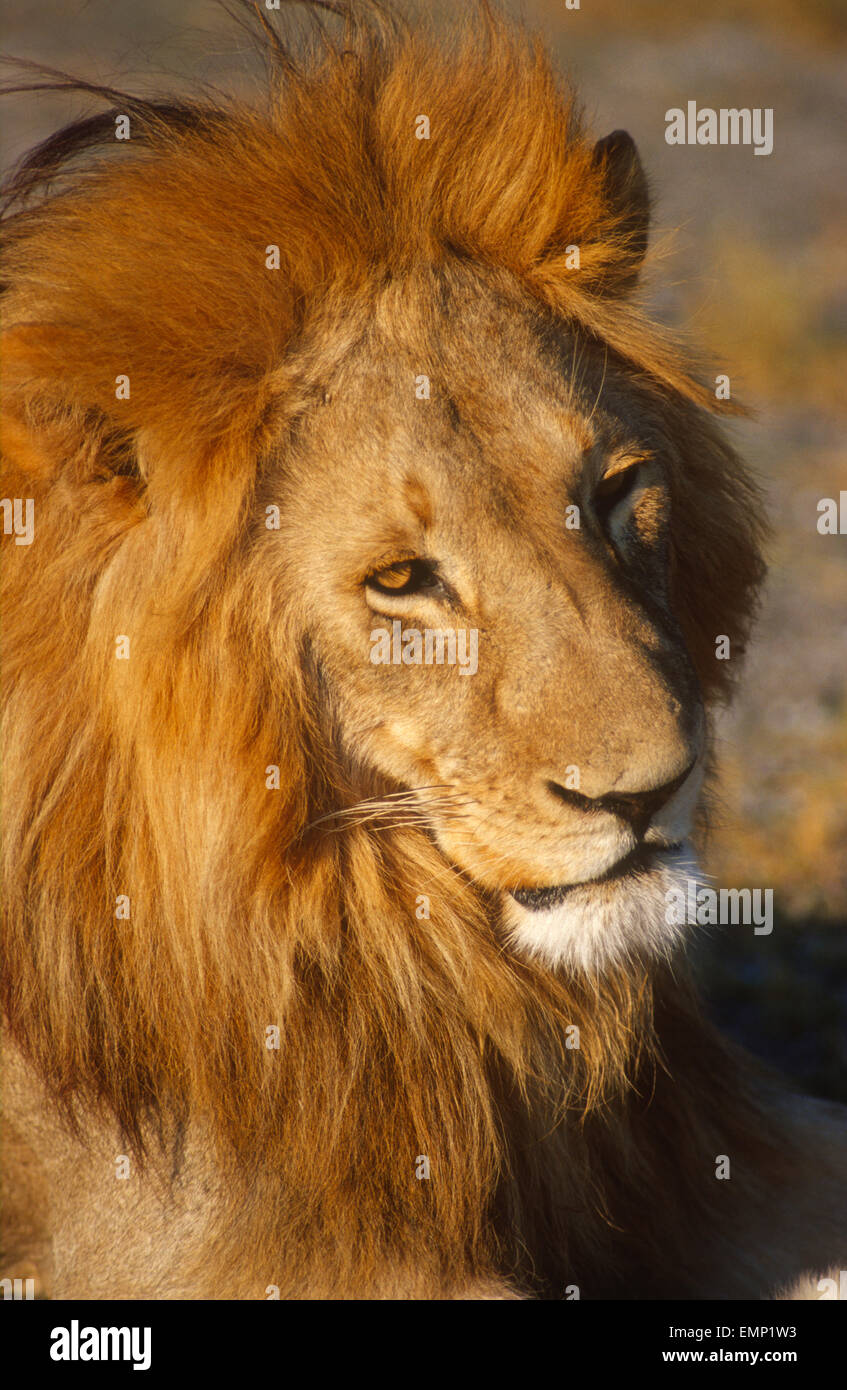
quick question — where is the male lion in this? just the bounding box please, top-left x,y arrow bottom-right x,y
1,1 -> 844,1300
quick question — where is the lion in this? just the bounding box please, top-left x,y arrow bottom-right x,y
1,0 -> 845,1301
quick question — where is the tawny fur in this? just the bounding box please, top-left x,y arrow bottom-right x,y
1,1 -> 844,1299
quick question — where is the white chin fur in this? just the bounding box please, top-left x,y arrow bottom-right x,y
502,845 -> 700,974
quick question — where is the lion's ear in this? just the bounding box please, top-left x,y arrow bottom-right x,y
592,130 -> 650,291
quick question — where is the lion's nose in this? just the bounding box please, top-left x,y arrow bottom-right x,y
546,759 -> 696,838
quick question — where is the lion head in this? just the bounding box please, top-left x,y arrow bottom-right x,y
1,1 -> 772,1295
286,259 -> 724,974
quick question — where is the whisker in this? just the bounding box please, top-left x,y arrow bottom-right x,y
301,784 -> 473,835
320,817 -> 460,836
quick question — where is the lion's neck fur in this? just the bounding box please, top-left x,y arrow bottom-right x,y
2,758 -> 782,1296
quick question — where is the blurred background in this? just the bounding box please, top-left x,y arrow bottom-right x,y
2,0 -> 845,1099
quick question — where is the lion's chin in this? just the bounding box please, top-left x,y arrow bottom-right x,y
501,843 -> 698,974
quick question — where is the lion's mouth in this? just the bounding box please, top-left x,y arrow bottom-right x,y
509,842 -> 683,911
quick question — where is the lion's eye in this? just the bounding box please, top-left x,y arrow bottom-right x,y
366,558 -> 438,597
594,464 -> 641,518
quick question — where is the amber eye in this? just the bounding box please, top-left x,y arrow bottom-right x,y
366,558 -> 439,597
594,464 -> 641,518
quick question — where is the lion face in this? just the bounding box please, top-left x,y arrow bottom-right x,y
275,267 -> 706,971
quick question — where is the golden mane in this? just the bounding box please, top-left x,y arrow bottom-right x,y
1,1 -> 779,1296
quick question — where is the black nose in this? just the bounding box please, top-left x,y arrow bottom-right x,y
547,760 -> 696,838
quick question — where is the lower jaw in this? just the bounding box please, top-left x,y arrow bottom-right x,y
508,842 -> 685,914
500,843 -> 698,973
